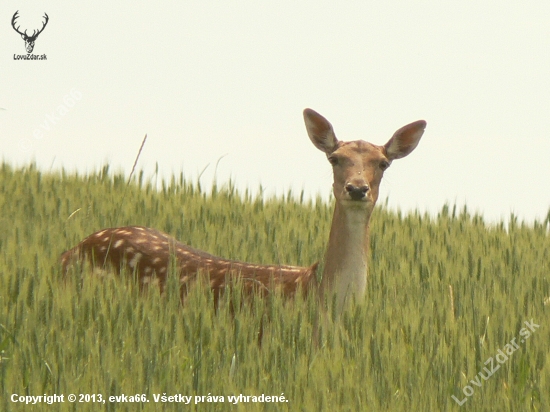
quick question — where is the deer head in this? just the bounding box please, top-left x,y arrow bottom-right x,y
12,11 -> 49,54
304,108 -> 426,213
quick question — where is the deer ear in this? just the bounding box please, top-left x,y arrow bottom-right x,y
384,120 -> 426,160
303,108 -> 339,154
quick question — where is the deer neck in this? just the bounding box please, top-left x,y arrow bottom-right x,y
320,202 -> 372,312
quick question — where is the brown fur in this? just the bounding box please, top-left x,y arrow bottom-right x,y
61,226 -> 318,303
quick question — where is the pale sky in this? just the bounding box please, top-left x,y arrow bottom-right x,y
2,1 -> 550,224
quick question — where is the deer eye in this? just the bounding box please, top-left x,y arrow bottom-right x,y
328,156 -> 339,166
379,160 -> 390,171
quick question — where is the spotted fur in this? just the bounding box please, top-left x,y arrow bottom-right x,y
61,226 -> 318,302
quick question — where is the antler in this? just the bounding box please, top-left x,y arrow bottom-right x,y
32,13 -> 49,39
11,11 -> 49,40
11,11 -> 25,37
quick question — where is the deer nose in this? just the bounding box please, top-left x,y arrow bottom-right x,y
345,183 -> 369,200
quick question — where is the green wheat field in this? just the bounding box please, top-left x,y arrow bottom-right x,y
0,162 -> 549,411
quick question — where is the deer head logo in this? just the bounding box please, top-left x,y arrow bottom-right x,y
11,11 -> 49,54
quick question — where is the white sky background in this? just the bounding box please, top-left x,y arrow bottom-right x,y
2,1 -> 550,224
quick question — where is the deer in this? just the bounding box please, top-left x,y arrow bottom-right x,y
11,11 -> 49,54
61,109 -> 426,314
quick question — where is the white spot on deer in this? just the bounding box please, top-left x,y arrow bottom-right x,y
144,266 -> 152,274
125,246 -> 135,254
142,276 -> 151,284
159,267 -> 166,274
95,230 -> 107,238
180,275 -> 190,284
103,236 -> 111,243
152,245 -> 162,251
129,253 -> 142,268
114,239 -> 124,248
116,230 -> 131,235
100,246 -> 107,252
152,257 -> 162,264
135,237 -> 147,244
